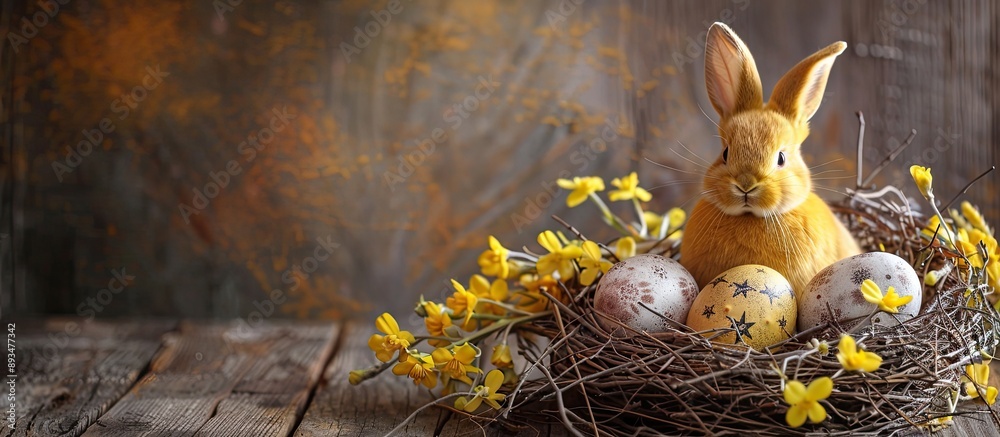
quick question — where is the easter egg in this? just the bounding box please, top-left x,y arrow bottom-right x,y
686,265 -> 797,350
798,252 -> 921,331
594,254 -> 699,332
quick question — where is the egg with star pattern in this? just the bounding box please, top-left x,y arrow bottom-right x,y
685,265 -> 797,350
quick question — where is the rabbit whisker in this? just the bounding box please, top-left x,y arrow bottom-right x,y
697,203 -> 727,254
674,140 -> 713,166
811,186 -> 852,197
811,176 -> 856,181
648,180 -> 703,191
767,212 -> 793,275
645,158 -> 723,178
698,103 -> 727,138
668,149 -> 710,171
782,181 -> 851,197
811,169 -> 846,177
807,157 -> 845,170
678,190 -> 713,210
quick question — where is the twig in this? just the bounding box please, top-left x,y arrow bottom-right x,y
941,166 -> 996,211
856,112 -> 865,189
384,393 -> 466,437
861,129 -> 917,188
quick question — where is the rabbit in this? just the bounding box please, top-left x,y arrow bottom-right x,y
679,22 -> 861,299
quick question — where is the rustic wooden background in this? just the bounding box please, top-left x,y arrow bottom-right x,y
0,0 -> 997,322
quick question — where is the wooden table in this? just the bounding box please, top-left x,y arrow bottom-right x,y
3,319 -> 997,436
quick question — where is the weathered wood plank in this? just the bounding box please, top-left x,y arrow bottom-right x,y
82,321 -> 339,437
2,318 -> 175,437
294,324 -> 556,437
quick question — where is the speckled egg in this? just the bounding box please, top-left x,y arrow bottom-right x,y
686,265 -> 797,350
798,252 -> 921,331
594,254 -> 699,332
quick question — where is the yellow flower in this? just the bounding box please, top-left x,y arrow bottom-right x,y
643,211 -> 663,236
667,207 -> 686,237
478,236 -> 511,279
960,228 -> 998,271
961,201 -> 990,233
536,231 -> 583,280
921,215 -> 952,244
924,270 -> 942,286
784,377 -> 833,428
836,335 -> 882,372
469,274 -> 509,318
348,369 -> 365,385
515,290 -> 548,313
579,240 -> 613,286
609,172 -> 652,202
392,353 -> 438,389
454,369 -> 507,412
367,313 -> 416,363
860,279 -> 913,314
446,279 -> 479,327
491,344 -> 513,369
514,274 -> 558,313
910,165 -> 933,200
422,301 -> 453,347
644,208 -> 685,239
615,236 -> 636,260
432,343 -> 482,385
556,176 -> 605,208
955,229 -> 985,268
964,363 -> 998,405
808,338 -> 830,355
667,207 -> 686,228
924,415 -> 953,431
987,261 -> 1000,294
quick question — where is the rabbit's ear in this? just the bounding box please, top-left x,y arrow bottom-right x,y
768,41 -> 847,125
704,22 -> 763,119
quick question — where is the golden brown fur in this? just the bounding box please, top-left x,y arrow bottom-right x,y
679,23 -> 860,297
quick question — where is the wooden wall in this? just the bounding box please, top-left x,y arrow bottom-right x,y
0,0 -> 996,321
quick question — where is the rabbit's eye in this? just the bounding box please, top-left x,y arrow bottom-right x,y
722,147 -> 729,163
777,151 -> 786,167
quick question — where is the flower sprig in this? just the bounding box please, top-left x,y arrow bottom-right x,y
783,377 -> 832,428
860,279 -> 913,314
911,166 -> 1000,309
778,334 -> 884,428
963,362 -> 998,405
351,173 -> 688,417
836,334 -> 882,373
556,172 -> 685,241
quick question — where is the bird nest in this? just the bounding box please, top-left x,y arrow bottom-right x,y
499,188 -> 1000,436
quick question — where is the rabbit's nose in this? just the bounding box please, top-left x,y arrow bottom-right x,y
734,175 -> 759,193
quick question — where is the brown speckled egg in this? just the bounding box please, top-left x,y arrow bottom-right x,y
798,252 -> 921,331
686,265 -> 797,350
594,254 -> 698,332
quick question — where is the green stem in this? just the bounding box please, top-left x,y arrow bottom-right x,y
350,359 -> 394,384
507,250 -> 538,263
589,193 -> 631,235
478,298 -> 532,316
470,313 -> 505,321
632,198 -> 647,237
456,311 -> 552,345
417,311 -> 551,347
927,194 -> 958,251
